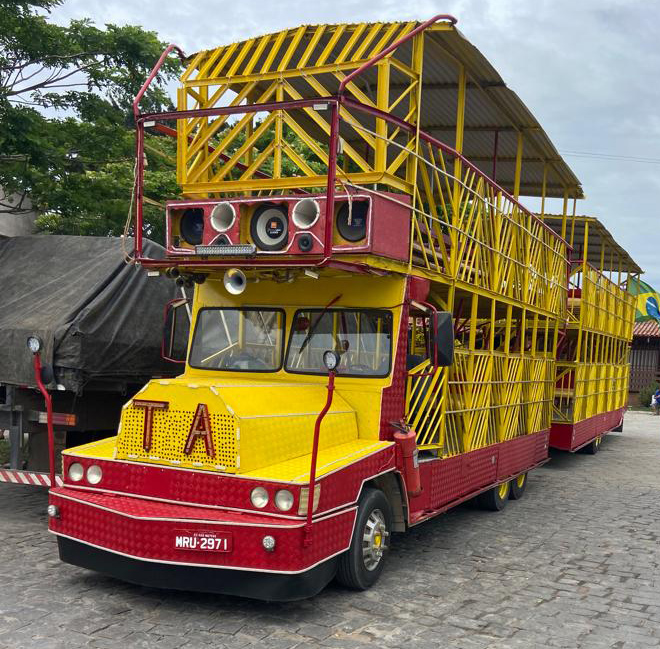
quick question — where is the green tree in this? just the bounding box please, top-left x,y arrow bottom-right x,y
0,0 -> 182,243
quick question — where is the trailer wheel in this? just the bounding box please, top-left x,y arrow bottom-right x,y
476,481 -> 510,511
612,421 -> 623,433
581,435 -> 602,455
509,473 -> 527,500
336,487 -> 392,590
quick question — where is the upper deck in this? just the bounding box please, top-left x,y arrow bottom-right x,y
133,17 -> 584,318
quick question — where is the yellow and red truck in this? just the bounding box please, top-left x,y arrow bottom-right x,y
37,17 -> 640,600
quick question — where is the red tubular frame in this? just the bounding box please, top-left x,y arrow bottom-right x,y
33,353 -> 55,489
304,371 -> 335,547
130,16 -> 569,266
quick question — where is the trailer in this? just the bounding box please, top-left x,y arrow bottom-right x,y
543,215 -> 640,453
0,235 -> 184,485
43,16 -> 640,600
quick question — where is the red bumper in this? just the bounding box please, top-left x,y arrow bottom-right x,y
49,487 -> 355,599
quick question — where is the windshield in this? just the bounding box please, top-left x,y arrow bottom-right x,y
286,309 -> 392,376
189,308 -> 285,372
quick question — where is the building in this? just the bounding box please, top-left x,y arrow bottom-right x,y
630,320 -> 660,399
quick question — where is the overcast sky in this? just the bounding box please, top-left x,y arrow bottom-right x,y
51,0 -> 660,287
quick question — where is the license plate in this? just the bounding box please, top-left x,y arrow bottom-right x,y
173,530 -> 232,553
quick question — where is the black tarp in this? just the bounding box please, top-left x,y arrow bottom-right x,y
0,235 -> 184,392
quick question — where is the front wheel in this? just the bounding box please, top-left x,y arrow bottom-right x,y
336,487 -> 392,590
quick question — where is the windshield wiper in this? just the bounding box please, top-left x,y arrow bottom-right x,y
296,294 -> 342,356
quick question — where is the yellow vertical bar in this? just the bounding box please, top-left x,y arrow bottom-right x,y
575,221 -> 589,361
274,82 -> 283,179
374,60 -> 390,172
561,189 -> 568,241
513,132 -> 523,200
452,64 -> 466,279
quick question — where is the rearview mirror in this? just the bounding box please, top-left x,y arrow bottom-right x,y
434,311 -> 454,367
163,298 -> 191,364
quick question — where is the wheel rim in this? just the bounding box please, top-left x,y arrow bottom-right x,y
497,482 -> 509,500
516,473 -> 526,488
362,508 -> 387,571
596,436 -> 602,447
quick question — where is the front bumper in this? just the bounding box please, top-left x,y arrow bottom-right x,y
49,488 -> 356,600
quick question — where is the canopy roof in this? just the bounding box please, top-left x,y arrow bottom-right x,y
185,19 -> 583,199
541,214 -> 642,274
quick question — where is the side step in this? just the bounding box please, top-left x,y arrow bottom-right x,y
0,469 -> 63,487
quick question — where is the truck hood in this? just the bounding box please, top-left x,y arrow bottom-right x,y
116,377 -> 359,474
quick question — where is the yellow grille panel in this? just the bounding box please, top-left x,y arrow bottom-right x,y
117,407 -> 237,471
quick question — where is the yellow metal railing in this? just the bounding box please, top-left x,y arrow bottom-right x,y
406,349 -> 555,456
567,265 -> 635,340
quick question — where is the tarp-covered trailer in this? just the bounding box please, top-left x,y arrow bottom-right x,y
0,235 -> 185,485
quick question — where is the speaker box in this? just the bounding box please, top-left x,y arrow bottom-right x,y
166,200 -> 242,254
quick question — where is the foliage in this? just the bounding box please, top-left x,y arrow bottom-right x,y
0,0 -> 182,242
639,383 -> 660,410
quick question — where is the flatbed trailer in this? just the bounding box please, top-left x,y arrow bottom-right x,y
41,16 -> 640,600
543,215 -> 640,453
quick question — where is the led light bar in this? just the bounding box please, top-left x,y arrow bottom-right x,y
195,244 -> 257,256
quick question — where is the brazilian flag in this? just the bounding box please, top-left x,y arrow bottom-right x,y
629,277 -> 660,322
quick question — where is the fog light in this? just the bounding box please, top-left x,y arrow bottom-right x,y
86,465 -> 103,485
250,486 -> 269,508
47,504 -> 59,518
68,462 -> 84,482
274,489 -> 294,512
262,535 -> 276,552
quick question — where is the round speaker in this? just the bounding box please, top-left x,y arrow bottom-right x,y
180,208 -> 204,246
250,203 -> 288,251
298,233 -> 313,252
336,201 -> 368,242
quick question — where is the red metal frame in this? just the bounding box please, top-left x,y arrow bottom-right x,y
33,353 -> 55,489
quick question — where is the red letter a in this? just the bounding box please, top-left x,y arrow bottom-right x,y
184,404 -> 215,457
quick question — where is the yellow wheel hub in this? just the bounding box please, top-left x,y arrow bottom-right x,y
516,473 -> 526,488
497,482 -> 509,499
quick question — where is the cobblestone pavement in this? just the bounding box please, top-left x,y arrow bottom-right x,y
2,411 -> 660,648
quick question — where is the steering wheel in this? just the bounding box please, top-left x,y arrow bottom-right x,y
226,350 -> 268,370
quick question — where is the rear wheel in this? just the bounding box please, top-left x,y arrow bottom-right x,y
336,487 -> 392,590
581,435 -> 602,455
476,481 -> 510,511
509,472 -> 527,500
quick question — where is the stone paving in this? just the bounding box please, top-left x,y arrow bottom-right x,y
2,411 -> 660,648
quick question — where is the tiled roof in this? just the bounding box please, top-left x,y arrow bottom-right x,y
634,320 -> 660,338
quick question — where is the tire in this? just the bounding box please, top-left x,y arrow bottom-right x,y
336,487 -> 392,590
476,481 -> 510,511
612,421 -> 623,433
581,435 -> 602,455
509,472 -> 527,500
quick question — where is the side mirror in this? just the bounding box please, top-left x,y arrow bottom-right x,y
434,311 -> 454,367
163,298 -> 191,364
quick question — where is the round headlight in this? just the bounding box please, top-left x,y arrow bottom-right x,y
274,489 -> 294,512
250,486 -> 269,508
27,335 -> 43,354
86,465 -> 103,485
68,462 -> 84,482
210,202 -> 236,233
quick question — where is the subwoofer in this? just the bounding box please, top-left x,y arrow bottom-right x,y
250,203 -> 289,251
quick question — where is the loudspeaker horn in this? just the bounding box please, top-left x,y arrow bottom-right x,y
223,268 -> 247,295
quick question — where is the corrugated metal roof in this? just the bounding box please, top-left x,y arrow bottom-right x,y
186,20 -> 583,200
634,320 -> 660,338
541,214 -> 642,274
